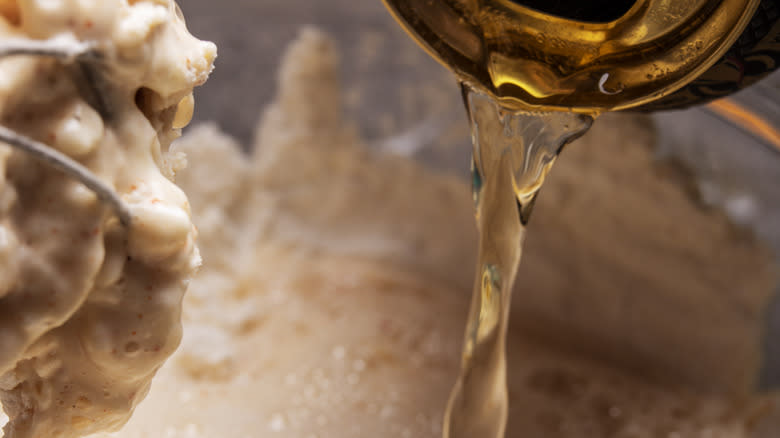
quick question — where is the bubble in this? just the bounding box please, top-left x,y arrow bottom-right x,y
331,345 -> 346,360
380,404 -> 396,419
183,423 -> 200,438
124,341 -> 140,353
178,390 -> 193,403
268,413 -> 286,432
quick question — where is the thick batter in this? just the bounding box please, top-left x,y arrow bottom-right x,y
0,1 -> 215,437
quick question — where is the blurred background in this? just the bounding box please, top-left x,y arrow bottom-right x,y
180,0 -> 780,390
181,0 -> 780,257
173,0 -> 780,434
181,0 -> 471,172
178,0 -> 780,377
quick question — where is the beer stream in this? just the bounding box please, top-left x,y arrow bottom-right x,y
444,85 -> 593,438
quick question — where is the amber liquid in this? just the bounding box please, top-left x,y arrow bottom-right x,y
443,86 -> 591,437
382,0 -> 759,436
383,0 -> 758,113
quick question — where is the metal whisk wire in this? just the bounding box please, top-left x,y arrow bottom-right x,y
0,36 -> 132,226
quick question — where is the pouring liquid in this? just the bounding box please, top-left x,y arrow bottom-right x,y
377,4 -> 766,431
444,85 -> 593,437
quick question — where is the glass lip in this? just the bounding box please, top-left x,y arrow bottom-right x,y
382,0 -> 762,113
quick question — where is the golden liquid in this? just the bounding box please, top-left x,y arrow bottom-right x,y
383,0 -> 759,113
445,85 -> 591,437
382,0 -> 761,436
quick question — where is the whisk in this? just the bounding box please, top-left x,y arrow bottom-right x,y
0,35 -> 132,225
